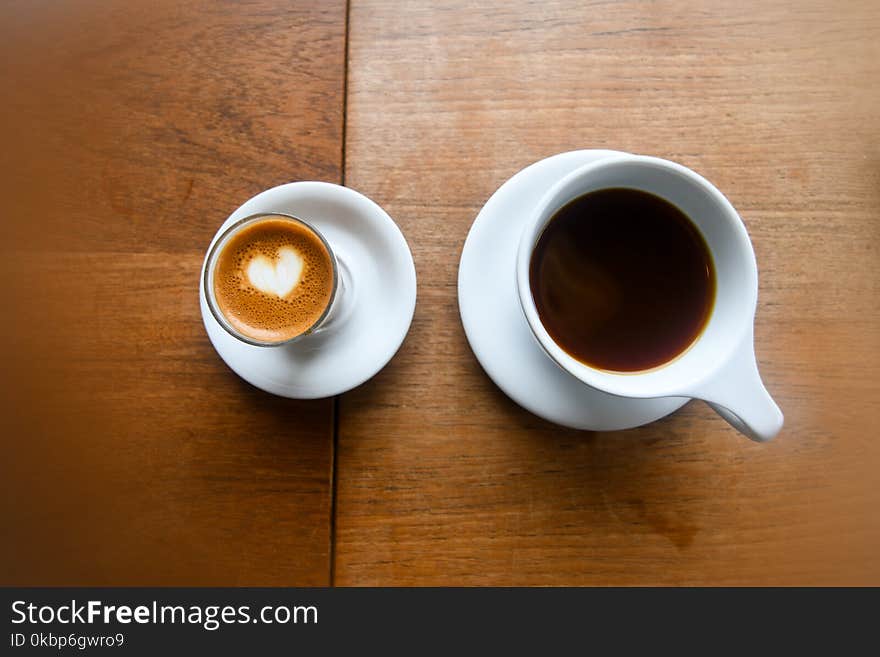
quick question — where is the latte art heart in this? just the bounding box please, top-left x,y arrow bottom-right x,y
245,247 -> 304,298
213,216 -> 334,343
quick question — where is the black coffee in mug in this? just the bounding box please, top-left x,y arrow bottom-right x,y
528,188 -> 716,372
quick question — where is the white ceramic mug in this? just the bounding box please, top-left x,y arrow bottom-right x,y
516,154 -> 783,442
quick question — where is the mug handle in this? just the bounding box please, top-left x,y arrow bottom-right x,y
692,331 -> 784,442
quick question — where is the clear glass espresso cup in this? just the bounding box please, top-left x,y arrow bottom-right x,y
203,212 -> 344,347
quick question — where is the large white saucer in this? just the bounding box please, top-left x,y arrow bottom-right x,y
458,150 -> 689,430
200,182 -> 416,399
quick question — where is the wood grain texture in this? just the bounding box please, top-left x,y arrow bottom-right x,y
337,0 -> 880,584
0,0 -> 346,584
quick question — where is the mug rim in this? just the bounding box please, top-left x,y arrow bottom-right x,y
515,153 -> 758,398
203,211 -> 339,347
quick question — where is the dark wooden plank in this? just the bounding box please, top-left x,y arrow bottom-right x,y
336,0 -> 880,584
0,0 -> 346,585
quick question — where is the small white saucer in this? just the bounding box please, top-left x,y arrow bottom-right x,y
200,182 -> 416,399
458,150 -> 689,430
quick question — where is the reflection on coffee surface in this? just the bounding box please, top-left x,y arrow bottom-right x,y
529,188 -> 715,371
213,216 -> 334,343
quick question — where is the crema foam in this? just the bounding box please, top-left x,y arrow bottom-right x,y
213,216 -> 335,343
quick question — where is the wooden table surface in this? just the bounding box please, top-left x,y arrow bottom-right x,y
0,0 -> 346,585
2,0 -> 878,586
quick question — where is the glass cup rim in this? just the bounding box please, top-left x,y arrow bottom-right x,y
203,211 -> 339,347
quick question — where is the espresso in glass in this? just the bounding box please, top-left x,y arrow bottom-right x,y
208,214 -> 336,345
529,188 -> 715,372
